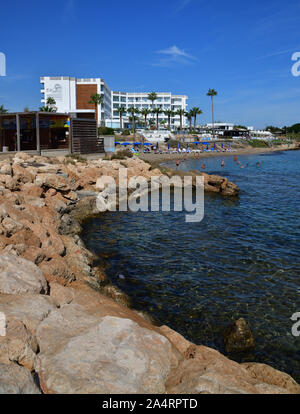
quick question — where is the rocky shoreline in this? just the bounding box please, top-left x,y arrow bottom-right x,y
0,152 -> 299,394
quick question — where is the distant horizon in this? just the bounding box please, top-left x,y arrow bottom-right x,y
1,0 -> 300,129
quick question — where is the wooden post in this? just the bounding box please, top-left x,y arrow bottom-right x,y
16,114 -> 21,152
36,112 -> 41,155
69,117 -> 73,154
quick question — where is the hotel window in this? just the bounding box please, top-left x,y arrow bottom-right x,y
121,97 -> 126,102
164,97 -> 169,102
113,96 -> 120,101
128,97 -> 134,102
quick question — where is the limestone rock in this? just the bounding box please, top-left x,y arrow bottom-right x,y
0,254 -> 48,294
223,318 -> 255,353
0,363 -> 40,394
166,345 -> 292,394
35,173 -> 70,191
49,282 -> 75,306
0,293 -> 57,335
242,362 -> 300,394
0,319 -> 38,371
36,316 -> 173,394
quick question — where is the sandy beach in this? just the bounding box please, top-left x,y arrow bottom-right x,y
139,143 -> 299,164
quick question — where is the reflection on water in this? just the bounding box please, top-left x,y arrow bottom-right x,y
82,150 -> 300,381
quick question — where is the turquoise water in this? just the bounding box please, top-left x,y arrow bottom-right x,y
82,150 -> 300,381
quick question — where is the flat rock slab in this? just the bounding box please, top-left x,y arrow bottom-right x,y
0,254 -> 48,294
36,315 -> 173,394
0,363 -> 40,394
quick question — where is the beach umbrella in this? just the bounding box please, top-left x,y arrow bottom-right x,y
133,142 -> 141,145
121,142 -> 131,146
156,142 -> 159,149
193,141 -> 200,145
115,142 -> 121,145
221,143 -> 223,148
168,142 -> 170,150
186,143 -> 189,151
143,142 -> 152,146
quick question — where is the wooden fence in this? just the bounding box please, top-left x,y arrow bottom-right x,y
70,118 -> 104,154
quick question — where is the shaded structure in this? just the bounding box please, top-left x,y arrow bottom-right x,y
0,111 -> 102,154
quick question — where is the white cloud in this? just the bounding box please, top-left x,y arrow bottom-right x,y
152,45 -> 198,67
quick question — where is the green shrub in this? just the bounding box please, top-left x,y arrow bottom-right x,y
121,129 -> 131,136
246,139 -> 269,148
110,149 -> 133,160
65,153 -> 87,163
98,126 -> 114,136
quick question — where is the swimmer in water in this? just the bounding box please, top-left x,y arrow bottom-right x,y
256,162 -> 260,167
201,163 -> 205,170
234,155 -> 238,162
246,163 -> 249,167
221,160 -> 225,168
176,160 -> 180,169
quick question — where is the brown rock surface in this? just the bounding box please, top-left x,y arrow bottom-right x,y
224,318 -> 255,353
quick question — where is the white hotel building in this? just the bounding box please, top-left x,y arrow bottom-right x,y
40,77 -> 188,129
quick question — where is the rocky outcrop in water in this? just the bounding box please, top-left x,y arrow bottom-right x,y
223,318 -> 255,353
0,152 -> 297,394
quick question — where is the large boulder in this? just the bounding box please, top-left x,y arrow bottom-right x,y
36,315 -> 174,394
35,173 -> 70,191
223,318 -> 255,353
0,254 -> 48,294
0,363 -> 40,394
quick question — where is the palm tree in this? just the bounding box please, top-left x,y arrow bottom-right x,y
191,107 -> 203,129
140,108 -> 152,129
185,110 -> 193,131
164,109 -> 175,130
147,92 -> 158,110
115,106 -> 126,130
39,105 -> 56,112
127,107 -> 140,134
46,97 -> 56,106
89,93 -> 104,125
152,107 -> 162,130
39,97 -> 57,113
206,89 -> 217,137
176,108 -> 186,132
0,105 -> 8,114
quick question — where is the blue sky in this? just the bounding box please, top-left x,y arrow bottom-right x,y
0,0 -> 300,128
